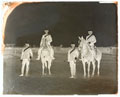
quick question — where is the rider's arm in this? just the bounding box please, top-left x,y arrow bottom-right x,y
90,35 -> 97,43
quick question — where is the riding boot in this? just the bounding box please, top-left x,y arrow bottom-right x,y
50,49 -> 55,60
91,46 -> 96,59
48,46 -> 55,60
36,48 -> 42,60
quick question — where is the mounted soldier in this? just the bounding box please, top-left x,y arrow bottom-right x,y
36,29 -> 55,60
78,30 -> 97,60
86,30 -> 96,50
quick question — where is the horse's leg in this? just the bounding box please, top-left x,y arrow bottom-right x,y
92,60 -> 96,77
97,59 -> 101,76
82,61 -> 86,78
44,61 -> 47,75
87,62 -> 90,78
48,60 -> 52,75
42,61 -> 45,76
97,50 -> 102,76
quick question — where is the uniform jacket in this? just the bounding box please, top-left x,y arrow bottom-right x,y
40,34 -> 52,46
21,47 -> 33,60
68,48 -> 79,62
86,34 -> 96,44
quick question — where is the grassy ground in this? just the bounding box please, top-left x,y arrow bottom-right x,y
3,49 -> 117,95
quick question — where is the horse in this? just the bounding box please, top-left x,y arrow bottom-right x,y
78,36 -> 102,78
38,39 -> 53,76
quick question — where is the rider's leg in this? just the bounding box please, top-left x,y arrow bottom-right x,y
36,47 -> 43,60
90,43 -> 96,57
50,47 -> 55,59
48,45 -> 55,59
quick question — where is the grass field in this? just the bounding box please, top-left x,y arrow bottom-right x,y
3,47 -> 118,95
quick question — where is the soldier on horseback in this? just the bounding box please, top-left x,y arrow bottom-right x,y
86,30 -> 96,50
86,30 -> 97,57
78,34 -> 102,77
78,30 -> 97,60
36,29 -> 55,60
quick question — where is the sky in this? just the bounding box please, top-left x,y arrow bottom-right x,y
4,2 -> 117,47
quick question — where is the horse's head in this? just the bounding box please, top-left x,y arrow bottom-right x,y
78,36 -> 87,49
78,36 -> 92,56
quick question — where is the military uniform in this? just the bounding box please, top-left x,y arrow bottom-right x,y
86,33 -> 97,57
86,34 -> 96,49
68,46 -> 79,78
40,34 -> 52,47
20,45 -> 33,76
37,33 -> 54,60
